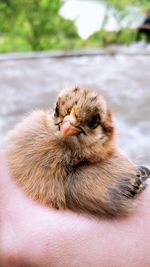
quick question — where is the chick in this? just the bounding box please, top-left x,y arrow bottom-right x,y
6,87 -> 150,216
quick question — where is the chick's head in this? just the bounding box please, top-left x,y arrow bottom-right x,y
53,87 -> 116,161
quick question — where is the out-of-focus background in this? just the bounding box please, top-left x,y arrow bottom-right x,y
0,0 -> 150,166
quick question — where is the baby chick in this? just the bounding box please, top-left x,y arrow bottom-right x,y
6,87 -> 150,216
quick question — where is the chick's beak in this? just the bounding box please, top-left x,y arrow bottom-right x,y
60,109 -> 80,137
60,121 -> 80,136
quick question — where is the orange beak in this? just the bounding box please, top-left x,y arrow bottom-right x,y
60,107 -> 81,137
60,121 -> 80,136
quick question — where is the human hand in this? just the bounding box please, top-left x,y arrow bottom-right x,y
0,152 -> 150,267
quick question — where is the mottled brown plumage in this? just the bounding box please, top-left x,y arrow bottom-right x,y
6,87 -> 150,216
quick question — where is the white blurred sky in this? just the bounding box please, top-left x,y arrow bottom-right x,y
60,0 -> 143,39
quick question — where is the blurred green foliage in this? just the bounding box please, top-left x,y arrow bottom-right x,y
0,0 -> 150,53
0,0 -> 80,52
102,0 -> 150,24
86,29 -> 137,48
91,0 -> 150,47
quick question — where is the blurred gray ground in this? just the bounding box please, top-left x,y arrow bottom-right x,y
0,48 -> 150,166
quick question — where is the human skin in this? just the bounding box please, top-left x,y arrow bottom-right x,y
0,152 -> 150,267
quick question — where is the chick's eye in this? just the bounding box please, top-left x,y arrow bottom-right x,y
54,102 -> 59,117
88,114 -> 101,129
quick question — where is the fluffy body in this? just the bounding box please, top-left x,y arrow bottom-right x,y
6,87 -> 150,216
